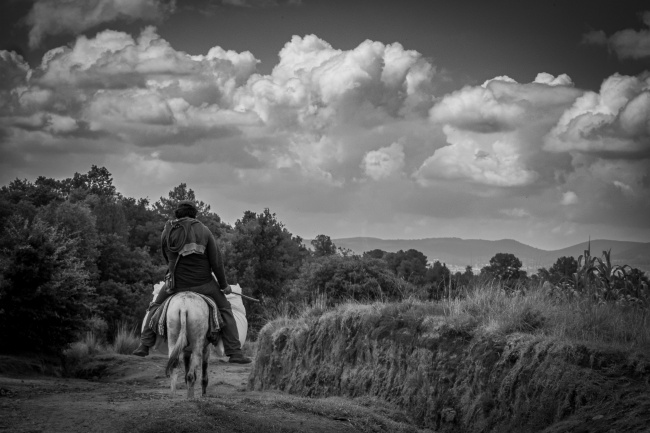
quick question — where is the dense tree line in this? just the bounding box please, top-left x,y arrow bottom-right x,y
1,166 -> 647,355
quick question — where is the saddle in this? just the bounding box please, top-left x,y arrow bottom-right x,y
148,293 -> 224,340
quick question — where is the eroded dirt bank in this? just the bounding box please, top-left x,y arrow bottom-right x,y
0,352 -> 431,433
248,303 -> 650,432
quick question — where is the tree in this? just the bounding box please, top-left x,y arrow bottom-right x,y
0,216 -> 94,354
293,255 -> 405,306
224,209 -> 308,332
64,165 -> 117,199
153,183 -> 211,219
227,209 -> 307,297
383,249 -> 428,284
481,253 -> 523,282
37,200 -> 100,277
548,256 -> 578,283
120,196 -> 165,258
425,261 -> 451,299
363,249 -> 386,259
153,183 -> 231,238
311,234 -> 337,257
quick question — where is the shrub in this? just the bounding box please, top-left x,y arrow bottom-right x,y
293,255 -> 407,306
0,216 -> 94,354
111,322 -> 139,354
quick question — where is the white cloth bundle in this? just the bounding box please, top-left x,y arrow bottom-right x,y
214,283 -> 248,356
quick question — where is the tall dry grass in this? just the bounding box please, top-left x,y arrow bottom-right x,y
110,322 -> 140,354
263,278 -> 650,355
443,281 -> 650,354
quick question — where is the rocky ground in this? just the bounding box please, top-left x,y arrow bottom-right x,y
0,352 -> 429,433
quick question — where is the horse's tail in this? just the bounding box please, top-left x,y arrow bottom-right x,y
165,306 -> 188,377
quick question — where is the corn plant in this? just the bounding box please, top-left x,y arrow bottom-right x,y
571,245 -> 596,294
560,243 -> 649,309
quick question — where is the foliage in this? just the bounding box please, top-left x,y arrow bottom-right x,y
537,256 -> 578,285
224,208 -> 309,332
120,196 -> 165,259
311,234 -> 337,257
291,254 -> 408,307
3,165 -> 648,356
0,216 -> 94,354
575,248 -> 649,307
364,249 -> 429,285
481,252 -> 524,283
0,166 -> 169,353
425,260 -> 452,300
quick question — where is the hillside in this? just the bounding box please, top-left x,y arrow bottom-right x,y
330,237 -> 650,272
250,302 -> 650,432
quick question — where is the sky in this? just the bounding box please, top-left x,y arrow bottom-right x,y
1,0 -> 650,250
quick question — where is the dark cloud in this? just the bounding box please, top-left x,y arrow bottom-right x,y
582,11 -> 650,59
26,0 -> 176,48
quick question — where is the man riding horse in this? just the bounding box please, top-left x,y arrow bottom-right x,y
132,200 -> 252,364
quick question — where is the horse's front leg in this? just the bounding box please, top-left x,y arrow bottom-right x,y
170,369 -> 179,395
201,341 -> 210,396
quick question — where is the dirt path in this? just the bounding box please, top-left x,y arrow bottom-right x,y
0,353 -> 428,433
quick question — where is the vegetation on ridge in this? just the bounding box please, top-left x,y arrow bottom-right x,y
1,165 -> 648,359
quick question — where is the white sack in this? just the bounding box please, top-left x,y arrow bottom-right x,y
214,283 -> 248,356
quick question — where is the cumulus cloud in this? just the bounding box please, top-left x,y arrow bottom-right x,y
27,0 -> 176,48
561,191 -> 578,205
430,74 -> 578,133
414,125 -> 539,187
583,11 -> 650,59
0,29 -> 438,188
544,73 -> 650,156
2,27 -> 649,246
254,35 -> 435,118
361,142 -> 405,180
419,74 -> 582,187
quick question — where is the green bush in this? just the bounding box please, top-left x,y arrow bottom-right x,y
293,255 -> 409,307
0,216 -> 94,354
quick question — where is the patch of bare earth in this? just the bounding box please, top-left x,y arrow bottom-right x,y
0,353 -> 429,433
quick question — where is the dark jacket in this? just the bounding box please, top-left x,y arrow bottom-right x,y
161,217 -> 228,290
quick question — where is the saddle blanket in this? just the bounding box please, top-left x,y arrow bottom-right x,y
148,292 -> 224,339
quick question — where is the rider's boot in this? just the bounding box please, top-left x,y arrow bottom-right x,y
132,344 -> 149,357
132,306 -> 158,357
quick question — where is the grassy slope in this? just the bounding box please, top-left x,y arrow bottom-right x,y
249,293 -> 650,432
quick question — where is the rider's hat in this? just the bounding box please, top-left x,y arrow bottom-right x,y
175,200 -> 198,212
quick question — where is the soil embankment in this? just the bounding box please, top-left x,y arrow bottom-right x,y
249,303 -> 650,432
0,352 -> 429,433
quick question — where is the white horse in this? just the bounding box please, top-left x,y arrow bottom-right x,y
164,292 -> 211,398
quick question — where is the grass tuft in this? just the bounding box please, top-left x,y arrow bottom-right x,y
110,322 -> 139,354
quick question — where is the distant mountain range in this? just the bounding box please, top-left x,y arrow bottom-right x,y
329,237 -> 650,273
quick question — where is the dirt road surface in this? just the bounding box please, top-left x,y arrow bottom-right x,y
0,353 -> 428,433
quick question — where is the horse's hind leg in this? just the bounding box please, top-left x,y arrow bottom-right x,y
167,336 -> 180,395
186,351 -> 201,399
201,342 -> 210,396
183,349 -> 191,381
170,368 -> 179,395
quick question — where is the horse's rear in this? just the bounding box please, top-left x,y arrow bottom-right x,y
165,292 -> 210,398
